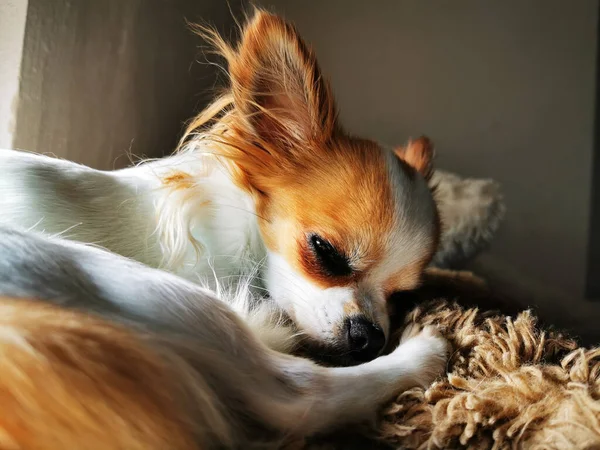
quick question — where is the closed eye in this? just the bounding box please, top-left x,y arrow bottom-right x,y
308,234 -> 353,277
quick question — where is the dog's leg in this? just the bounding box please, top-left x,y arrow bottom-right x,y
260,325 -> 449,434
161,319 -> 449,443
0,226 -> 449,444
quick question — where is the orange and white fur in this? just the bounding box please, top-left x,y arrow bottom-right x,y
0,10 -> 438,365
0,226 -> 449,448
0,10 -> 451,447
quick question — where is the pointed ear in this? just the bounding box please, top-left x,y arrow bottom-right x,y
394,136 -> 435,181
226,10 -> 337,147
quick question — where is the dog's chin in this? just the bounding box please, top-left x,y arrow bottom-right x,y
292,338 -> 376,367
314,352 -> 374,367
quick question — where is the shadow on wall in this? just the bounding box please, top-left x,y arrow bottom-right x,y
12,0 -> 236,169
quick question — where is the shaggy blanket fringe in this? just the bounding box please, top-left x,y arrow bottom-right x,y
379,300 -> 600,449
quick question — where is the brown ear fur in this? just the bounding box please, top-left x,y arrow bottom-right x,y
227,9 -> 337,146
188,9 -> 339,196
395,136 -> 435,181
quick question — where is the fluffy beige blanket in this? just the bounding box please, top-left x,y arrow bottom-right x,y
379,270 -> 600,449
306,270 -> 600,449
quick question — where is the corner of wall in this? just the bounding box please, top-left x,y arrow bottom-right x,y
0,0 -> 29,149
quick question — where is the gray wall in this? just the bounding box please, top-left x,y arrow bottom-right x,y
0,0 -> 27,148
13,0 -> 233,169
260,1 -> 598,305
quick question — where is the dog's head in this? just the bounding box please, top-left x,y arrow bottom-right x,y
197,10 -> 439,365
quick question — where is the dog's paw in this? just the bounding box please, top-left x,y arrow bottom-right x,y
394,325 -> 450,388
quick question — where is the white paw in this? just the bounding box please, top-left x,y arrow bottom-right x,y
393,325 -> 450,388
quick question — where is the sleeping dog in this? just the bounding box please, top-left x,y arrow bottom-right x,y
0,9 -> 440,366
0,9 -> 449,447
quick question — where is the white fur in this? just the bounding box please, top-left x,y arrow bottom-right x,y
0,226 -> 450,447
0,148 -> 263,283
0,145 -> 436,353
0,148 -> 288,349
266,250 -> 361,341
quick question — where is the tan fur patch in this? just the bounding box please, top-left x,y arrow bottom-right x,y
162,171 -> 195,190
395,136 -> 435,181
343,302 -> 361,316
0,297 -> 197,450
383,260 -> 430,296
258,138 -> 397,289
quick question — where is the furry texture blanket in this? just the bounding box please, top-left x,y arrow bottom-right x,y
430,170 -> 505,269
385,269 -> 600,449
304,270 -> 600,449
380,299 -> 600,449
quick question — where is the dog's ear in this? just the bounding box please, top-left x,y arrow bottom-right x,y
394,136 -> 435,181
228,10 -> 337,148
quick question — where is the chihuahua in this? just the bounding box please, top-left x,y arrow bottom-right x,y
0,9 -> 438,365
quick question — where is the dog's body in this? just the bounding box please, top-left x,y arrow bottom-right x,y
0,226 -> 448,449
0,10 -> 439,365
0,147 -> 259,284
0,9 -> 451,447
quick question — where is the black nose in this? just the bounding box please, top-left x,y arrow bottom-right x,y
346,317 -> 386,362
